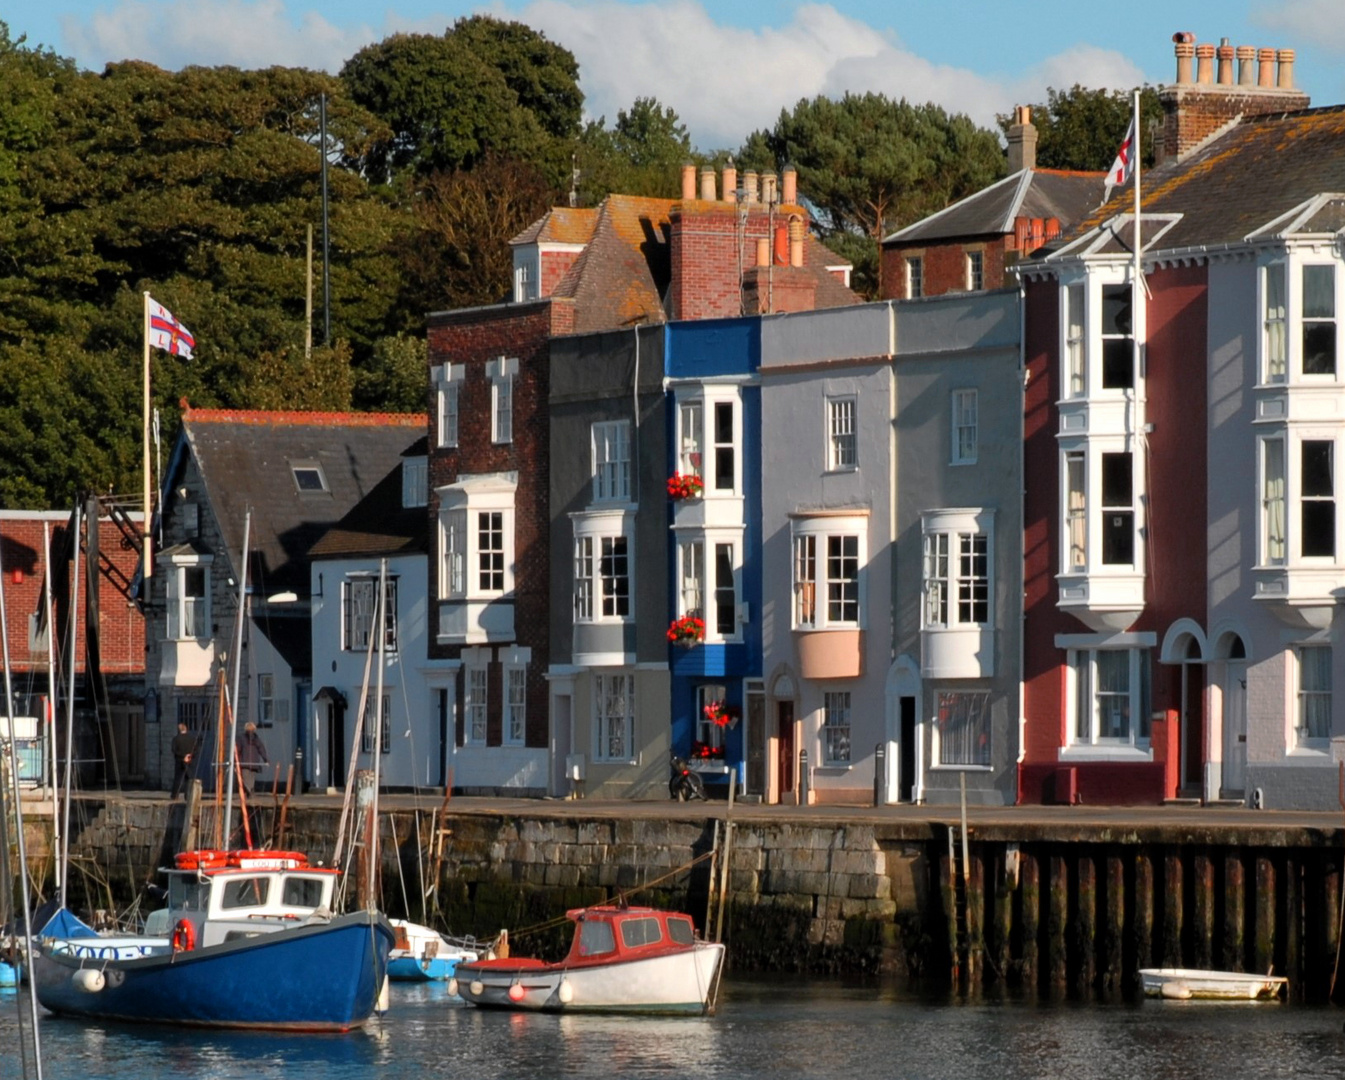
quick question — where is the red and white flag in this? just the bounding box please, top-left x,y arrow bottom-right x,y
1103,115 -> 1137,201
147,297 -> 196,358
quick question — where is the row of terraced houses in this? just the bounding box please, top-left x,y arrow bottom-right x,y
14,32 -> 1345,810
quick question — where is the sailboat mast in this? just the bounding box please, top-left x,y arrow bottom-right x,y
59,505 -> 81,911
367,559 -> 387,911
222,510 -> 251,847
42,523 -> 59,899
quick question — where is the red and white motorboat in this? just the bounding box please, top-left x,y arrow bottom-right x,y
449,905 -> 725,1015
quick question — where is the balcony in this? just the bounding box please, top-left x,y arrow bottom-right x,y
795,629 -> 863,679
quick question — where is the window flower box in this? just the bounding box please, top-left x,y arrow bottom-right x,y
666,615 -> 705,646
667,473 -> 704,501
690,740 -> 725,761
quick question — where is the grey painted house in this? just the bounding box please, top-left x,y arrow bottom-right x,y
547,326 -> 671,798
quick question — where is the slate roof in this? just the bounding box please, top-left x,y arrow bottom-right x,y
1039,105 -> 1345,262
509,207 -> 599,246
177,408 -> 427,598
884,169 -> 1106,245
309,435 -> 429,561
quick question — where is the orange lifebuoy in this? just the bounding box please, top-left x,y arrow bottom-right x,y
227,849 -> 308,868
171,918 -> 197,953
175,849 -> 228,870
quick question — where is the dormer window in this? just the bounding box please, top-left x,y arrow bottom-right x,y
402,457 -> 427,508
513,252 -> 539,302
292,462 -> 327,493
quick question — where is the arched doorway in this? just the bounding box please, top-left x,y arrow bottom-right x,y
1212,629 -> 1249,799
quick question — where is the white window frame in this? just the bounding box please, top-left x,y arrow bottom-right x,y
1065,451 -> 1087,572
790,516 -> 867,630
678,538 -> 704,622
257,673 -> 275,728
437,474 -> 517,601
827,396 -> 857,471
1065,283 -> 1085,398
922,526 -> 990,630
513,253 -> 538,303
1296,643 -> 1331,747
1300,263 -> 1336,379
906,255 -> 923,299
594,672 -> 635,762
571,510 -> 635,625
1298,437 -> 1336,561
934,691 -> 992,768
501,647 -> 530,747
436,362 -> 464,448
487,356 -> 518,444
965,249 -> 983,292
1261,436 -> 1286,566
343,575 -> 398,653
591,420 -> 632,503
163,554 -> 212,642
464,664 -> 488,746
822,690 -> 852,765
677,400 -> 703,479
675,387 -> 741,496
1067,647 -> 1151,750
951,388 -> 977,465
1263,263 -> 1286,384
402,457 -> 428,509
360,691 -> 392,755
697,682 -> 728,752
1099,282 -> 1135,391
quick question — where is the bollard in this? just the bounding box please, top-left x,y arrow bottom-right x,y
873,743 -> 886,807
799,748 -> 810,806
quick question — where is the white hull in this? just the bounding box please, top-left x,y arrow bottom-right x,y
458,942 -> 725,1014
1139,967 -> 1287,1001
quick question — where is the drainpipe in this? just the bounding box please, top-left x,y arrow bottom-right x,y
1017,278 -> 1028,804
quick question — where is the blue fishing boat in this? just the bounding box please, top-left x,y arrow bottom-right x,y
32,849 -> 394,1031
387,920 -> 478,982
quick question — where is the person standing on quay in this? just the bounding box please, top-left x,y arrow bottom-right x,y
170,722 -> 198,799
237,721 -> 269,795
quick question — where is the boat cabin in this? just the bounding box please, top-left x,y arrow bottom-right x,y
564,906 -> 699,964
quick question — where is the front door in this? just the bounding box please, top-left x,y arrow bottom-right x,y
746,688 -> 766,796
325,701 -> 345,789
776,701 -> 795,796
899,697 -> 916,802
1222,660 -> 1247,796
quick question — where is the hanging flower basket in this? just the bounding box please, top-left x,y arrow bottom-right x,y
691,740 -> 725,761
702,701 -> 740,729
667,472 -> 704,500
666,615 -> 705,646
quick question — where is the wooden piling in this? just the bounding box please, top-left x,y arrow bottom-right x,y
940,847 -> 959,985
1161,852 -> 1184,967
1134,851 -> 1154,976
1254,855 -> 1275,975
1020,851 -> 1040,991
1284,855 -> 1301,996
1324,857 -> 1340,993
1223,851 -> 1245,972
967,850 -> 984,992
1047,854 -> 1068,990
1193,851 -> 1214,970
1076,853 -> 1096,996
1101,854 -> 1124,997
992,852 -> 1013,984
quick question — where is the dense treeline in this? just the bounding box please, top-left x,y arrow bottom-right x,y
0,16 -> 1123,508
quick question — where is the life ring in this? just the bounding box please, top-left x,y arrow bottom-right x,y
227,849 -> 308,868
171,919 -> 196,953
175,849 -> 228,870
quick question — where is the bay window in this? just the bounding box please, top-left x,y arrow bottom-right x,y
572,511 -> 634,624
1100,452 -> 1134,566
791,518 -> 866,630
1263,264 -> 1286,382
1262,438 -> 1286,565
1100,284 -> 1133,390
1066,284 -> 1085,397
1302,265 -> 1335,376
1300,440 -> 1334,558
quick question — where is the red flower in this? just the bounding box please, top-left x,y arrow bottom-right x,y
667,472 -> 704,500
667,615 -> 705,644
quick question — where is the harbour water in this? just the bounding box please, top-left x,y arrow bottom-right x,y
4,975 -> 1344,1080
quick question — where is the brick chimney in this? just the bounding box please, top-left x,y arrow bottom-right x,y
1006,105 -> 1037,173
1160,32 -> 1310,163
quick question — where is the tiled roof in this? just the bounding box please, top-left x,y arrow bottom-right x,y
885,169 -> 1106,245
179,407 -> 427,597
552,195 -> 673,332
510,207 -> 599,246
1042,105 -> 1345,260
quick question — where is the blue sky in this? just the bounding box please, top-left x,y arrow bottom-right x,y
6,0 -> 1344,149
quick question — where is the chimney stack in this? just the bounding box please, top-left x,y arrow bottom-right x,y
699,166 -> 716,202
680,163 -> 696,201
782,165 -> 797,205
1006,104 -> 1037,173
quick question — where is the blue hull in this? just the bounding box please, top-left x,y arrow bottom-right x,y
34,911 -> 393,1031
0,960 -> 19,988
387,954 -> 466,982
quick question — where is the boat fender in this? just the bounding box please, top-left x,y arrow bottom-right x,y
558,979 -> 574,1005
376,976 -> 390,1015
508,982 -> 526,1002
470,980 -> 484,997
171,918 -> 197,953
1160,982 -> 1192,1000
447,977 -> 459,996
72,968 -> 105,993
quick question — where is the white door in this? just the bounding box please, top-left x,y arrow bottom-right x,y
1222,661 -> 1247,795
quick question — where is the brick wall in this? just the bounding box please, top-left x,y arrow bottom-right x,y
1160,86 -> 1309,161
880,236 -> 1012,300
670,203 -> 810,320
427,302 -> 553,749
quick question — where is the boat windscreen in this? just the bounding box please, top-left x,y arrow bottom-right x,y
282,876 -> 327,907
619,916 -> 663,948
220,877 -> 271,909
168,876 -> 210,913
576,919 -> 616,957
667,917 -> 694,945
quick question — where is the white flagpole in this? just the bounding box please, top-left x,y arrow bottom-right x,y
1133,89 -> 1144,354
142,292 -> 153,581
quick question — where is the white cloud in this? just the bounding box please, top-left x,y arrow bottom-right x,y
55,0 -> 1148,148
1252,0 -> 1345,54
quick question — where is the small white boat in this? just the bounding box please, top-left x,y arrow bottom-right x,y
1139,967 -> 1287,1001
387,919 -> 478,982
450,905 -> 725,1015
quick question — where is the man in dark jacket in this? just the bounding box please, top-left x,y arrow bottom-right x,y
170,722 -> 198,798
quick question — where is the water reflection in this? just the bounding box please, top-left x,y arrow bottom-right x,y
4,976 -> 1344,1080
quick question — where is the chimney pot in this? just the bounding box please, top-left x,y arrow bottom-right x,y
788,216 -> 804,267
1217,39 -> 1234,85
1258,47 -> 1276,87
680,163 -> 696,201
1236,45 -> 1256,85
1196,43 -> 1215,85
755,237 -> 770,267
723,163 -> 737,204
774,222 -> 788,265
762,172 -> 778,206
1277,48 -> 1295,89
782,164 -> 797,205
699,166 -> 716,202
743,170 -> 759,204
1174,38 -> 1195,84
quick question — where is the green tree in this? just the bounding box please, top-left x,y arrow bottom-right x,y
575,97 -> 695,202
999,85 -> 1162,172
449,16 -> 582,141
748,92 -> 1004,297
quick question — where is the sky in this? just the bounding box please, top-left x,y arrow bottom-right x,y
6,0 -> 1345,150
